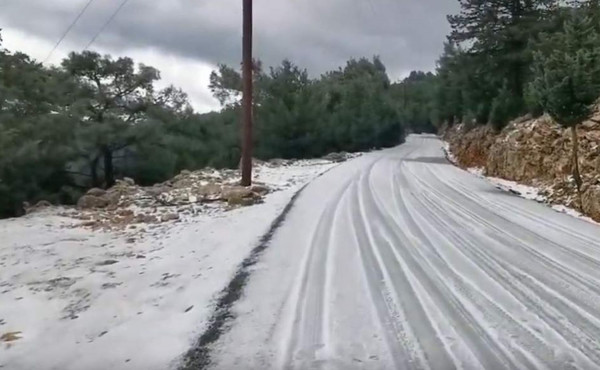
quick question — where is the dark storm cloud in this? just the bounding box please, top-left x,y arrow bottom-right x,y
0,0 -> 459,79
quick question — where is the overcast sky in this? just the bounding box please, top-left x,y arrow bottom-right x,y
0,0 -> 459,112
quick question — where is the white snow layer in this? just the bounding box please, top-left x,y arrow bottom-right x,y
0,160 -> 336,370
475,173 -> 598,225
443,142 -> 598,225
208,136 -> 600,369
442,142 -> 458,164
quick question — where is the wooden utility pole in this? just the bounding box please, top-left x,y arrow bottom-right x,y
241,0 -> 253,186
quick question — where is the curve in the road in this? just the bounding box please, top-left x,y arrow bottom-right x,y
210,136 -> 600,370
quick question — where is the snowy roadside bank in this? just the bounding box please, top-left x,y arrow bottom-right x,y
444,141 -> 599,225
0,160 -> 339,370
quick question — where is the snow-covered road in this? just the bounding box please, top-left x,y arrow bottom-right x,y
210,135 -> 600,369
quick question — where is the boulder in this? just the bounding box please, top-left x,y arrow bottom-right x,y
268,158 -> 288,166
104,192 -> 122,206
582,120 -> 600,130
223,187 -> 254,200
134,214 -> 158,224
161,213 -> 180,222
323,152 -> 347,163
24,200 -> 53,214
583,185 -> 600,222
251,184 -> 270,195
172,177 -> 195,188
86,188 -> 106,197
77,195 -> 109,209
116,209 -> 134,217
146,186 -> 170,197
223,186 -> 261,206
34,200 -> 52,208
196,184 -> 223,201
228,196 -> 257,207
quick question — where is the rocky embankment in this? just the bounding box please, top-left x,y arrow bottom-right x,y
445,115 -> 600,222
22,153 -> 357,231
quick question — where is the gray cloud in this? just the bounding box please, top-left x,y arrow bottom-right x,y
0,0 -> 459,79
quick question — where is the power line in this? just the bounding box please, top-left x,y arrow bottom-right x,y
44,0 -> 96,63
84,0 -> 131,51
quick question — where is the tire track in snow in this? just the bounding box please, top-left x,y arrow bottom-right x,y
415,190 -> 595,366
207,136 -> 600,369
448,177 -> 600,248
360,159 -> 517,369
422,169 -> 600,320
180,165 -> 341,370
399,165 -> 587,368
417,165 -> 600,303
442,173 -> 600,274
406,161 -> 600,366
281,179 -> 353,369
351,163 -> 430,369
280,151 -> 422,369
392,165 -> 550,369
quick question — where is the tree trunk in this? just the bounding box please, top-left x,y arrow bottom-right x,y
512,61 -> 524,99
571,125 -> 584,212
90,156 -> 100,188
103,147 -> 115,189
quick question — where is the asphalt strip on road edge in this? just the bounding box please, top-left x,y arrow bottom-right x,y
178,165 -> 338,370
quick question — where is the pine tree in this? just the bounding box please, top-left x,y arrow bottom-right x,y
435,42 -> 465,127
62,51 -> 162,188
448,0 -> 559,126
0,44 -> 80,216
530,14 -> 600,210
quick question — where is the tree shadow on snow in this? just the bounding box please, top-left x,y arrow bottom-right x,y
403,156 -> 452,165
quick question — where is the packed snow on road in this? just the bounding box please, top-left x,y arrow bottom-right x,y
209,136 -> 600,370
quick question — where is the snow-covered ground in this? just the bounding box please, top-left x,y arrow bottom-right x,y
0,160 -> 337,370
208,136 -> 600,369
466,167 -> 547,202
444,143 -> 599,226
468,168 -> 599,225
442,141 -> 458,164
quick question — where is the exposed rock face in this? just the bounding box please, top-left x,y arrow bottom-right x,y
444,125 -> 497,169
583,185 -> 600,221
445,114 -> 600,222
485,116 -> 600,183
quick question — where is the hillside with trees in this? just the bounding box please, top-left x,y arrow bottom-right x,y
2,0 -> 600,219
441,0 -> 600,221
0,35 -> 418,218
433,0 -> 600,131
